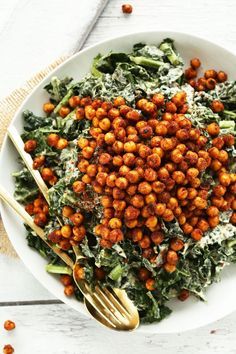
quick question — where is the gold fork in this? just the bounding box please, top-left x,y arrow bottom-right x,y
6,126 -> 140,330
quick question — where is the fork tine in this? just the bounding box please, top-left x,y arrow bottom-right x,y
84,283 -> 123,326
95,285 -> 130,323
101,286 -> 132,317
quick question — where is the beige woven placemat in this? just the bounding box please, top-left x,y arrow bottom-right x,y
0,55 -> 69,258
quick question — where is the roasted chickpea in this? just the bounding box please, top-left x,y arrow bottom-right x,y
100,195 -> 112,208
72,225 -> 86,242
72,181 -> 86,193
80,96 -> 92,107
34,212 -> 47,227
60,225 -> 72,239
213,184 -> 226,197
162,208 -> 174,222
142,168 -> 157,183
190,57 -> 201,69
46,134 -> 60,148
176,187 -> 188,200
178,289 -> 190,302
155,123 -> 168,136
108,218 -> 122,229
171,171 -> 185,185
100,101 -> 112,111
152,93 -> 165,107
113,105 -> 127,118
218,150 -> 228,163
125,170 -> 139,184
64,284 -> 75,296
137,181 -> 152,195
152,203 -> 165,217
112,96 -> 125,107
119,165 -> 130,177
170,149 -> 183,164
167,250 -> 178,265
182,223 -> 193,234
24,139 -> 37,153
112,155 -> 123,168
99,153 -> 111,165
138,144 -> 151,159
171,91 -> 187,108
123,141 -> 136,153
230,212 -> 236,225
206,206 -> 219,217
43,101 -> 55,114
3,344 -> 14,354
145,216 -> 158,231
190,228 -> 203,241
33,155 -> 45,169
145,278 -> 156,291
41,167 -> 54,181
124,218 -> 138,228
60,274 -> 72,287
139,235 -> 151,249
67,96 -> 80,108
211,100 -> 224,113
4,320 -> 16,331
126,185 -> 137,196
56,138 -> 68,150
146,153 -> 161,169
204,69 -> 217,79
197,136 -> 208,147
185,67 -> 197,79
81,174 -> 91,184
115,177 -> 128,190
62,206 -> 74,218
105,174 -> 116,188
163,263 -> 176,273
138,267 -> 151,281
208,215 -> 220,228
170,238 -> 184,251
110,229 -> 124,243
165,102 -> 177,114
142,101 -> 157,115
213,71 -> 226,85
123,153 -> 136,167
218,172 -> 231,187
223,134 -> 235,147
195,219 -> 208,232
152,181 -> 165,194
112,187 -> 125,200
112,200 -> 126,213
125,109 -> 140,122
193,196 -> 207,209
124,206 -> 140,220
207,122 -> 220,136
59,106 -> 70,118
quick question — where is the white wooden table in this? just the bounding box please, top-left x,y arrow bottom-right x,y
1,0 -> 236,353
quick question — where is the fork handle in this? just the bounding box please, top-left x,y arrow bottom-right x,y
0,184 -> 74,268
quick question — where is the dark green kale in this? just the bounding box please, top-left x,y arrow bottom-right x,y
12,168 -> 38,203
44,76 -> 73,103
23,110 -> 53,132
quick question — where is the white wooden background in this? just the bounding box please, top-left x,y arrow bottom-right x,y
1,0 -> 236,353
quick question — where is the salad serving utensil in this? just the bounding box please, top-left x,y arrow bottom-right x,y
6,126 -> 140,331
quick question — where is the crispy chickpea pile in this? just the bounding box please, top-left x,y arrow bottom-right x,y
23,68 -> 236,284
185,58 -> 228,96
25,194 -> 49,227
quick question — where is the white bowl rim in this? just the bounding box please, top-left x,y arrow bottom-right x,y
1,30 -> 236,334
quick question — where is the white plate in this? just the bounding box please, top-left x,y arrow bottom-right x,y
1,31 -> 236,334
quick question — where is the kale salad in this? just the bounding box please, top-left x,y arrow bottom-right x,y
14,38 -> 236,324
